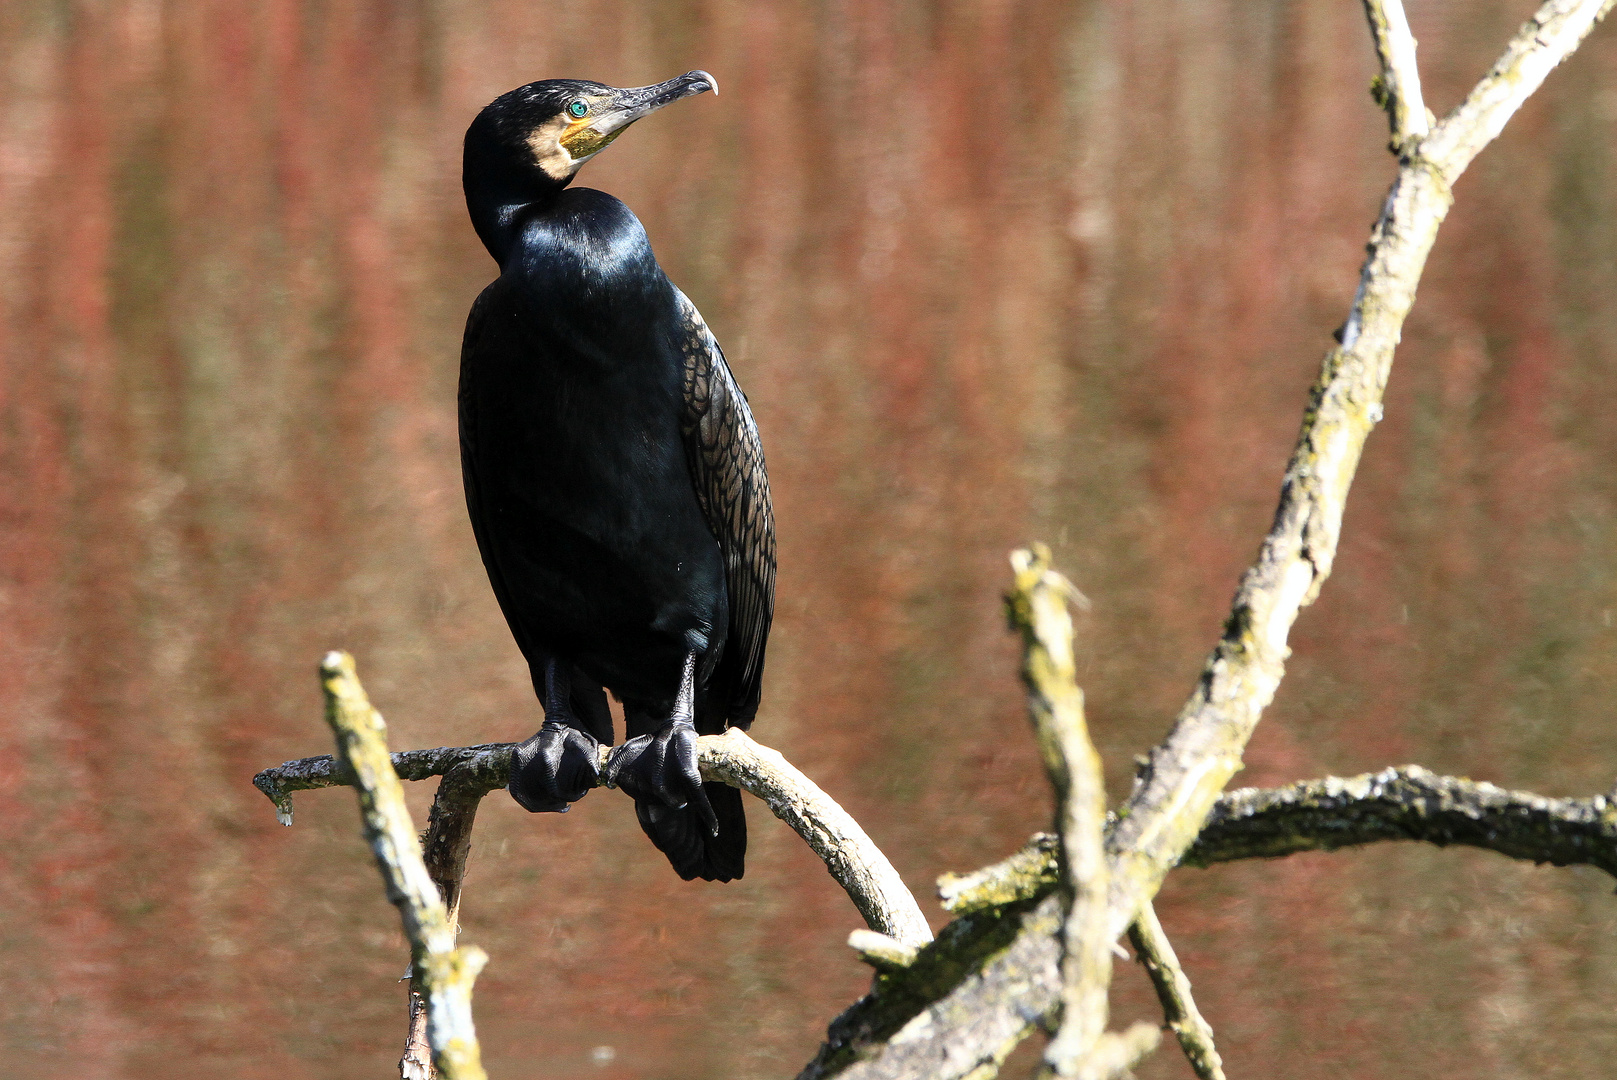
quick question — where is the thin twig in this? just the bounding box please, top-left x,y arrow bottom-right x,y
1363,0 -> 1430,151
253,743 -> 511,825
256,728 -> 933,949
1004,546 -> 1117,1080
321,651 -> 488,1080
1127,903 -> 1224,1080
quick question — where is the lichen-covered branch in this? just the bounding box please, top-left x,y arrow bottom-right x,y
1421,0 -> 1616,179
826,762 -> 1617,1080
1104,0 -> 1614,949
403,766 -> 492,1080
1075,1024 -> 1162,1080
934,767 -> 1617,917
321,651 -> 488,1080
1126,903 -> 1224,1080
253,742 -> 512,826
1363,0 -> 1430,151
255,727 -> 931,949
1182,765 -> 1617,876
1004,547 -> 1116,1080
938,833 -> 1061,916
799,894 -> 1065,1080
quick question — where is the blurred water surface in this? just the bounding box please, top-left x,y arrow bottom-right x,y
5,0 -> 1617,1077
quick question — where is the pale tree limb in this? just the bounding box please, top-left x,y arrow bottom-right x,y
700,728 -> 933,948
935,767 -> 1617,914
1182,765 -> 1617,874
806,759 -> 1617,1078
1363,0 -> 1431,151
320,651 -> 488,1080
1004,546 -> 1136,1080
813,0 -> 1617,1026
821,0 -> 1612,1053
1126,903 -> 1224,1080
1420,0 -> 1617,178
402,767 -> 491,1079
256,725 -> 932,950
1075,1024 -> 1163,1080
1104,0 -> 1614,951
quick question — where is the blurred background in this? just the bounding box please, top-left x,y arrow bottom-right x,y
5,0 -> 1617,1077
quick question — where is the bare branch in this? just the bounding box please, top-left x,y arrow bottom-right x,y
1363,0 -> 1430,151
1103,0 -> 1614,948
1127,903 -> 1224,1080
320,651 -> 488,1080
703,728 -> 934,947
939,767 -> 1617,916
255,729 -> 932,950
799,894 -> 1065,1080
1183,765 -> 1617,876
939,833 -> 1060,916
1075,1023 -> 1162,1080
1422,0 -> 1616,179
849,929 -> 922,973
1004,546 -> 1112,1079
403,767 -> 491,1079
253,743 -> 511,825
826,761 -> 1617,1080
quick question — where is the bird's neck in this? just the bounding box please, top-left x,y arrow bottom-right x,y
463,148 -> 569,266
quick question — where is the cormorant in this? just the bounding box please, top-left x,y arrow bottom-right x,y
458,72 -> 774,882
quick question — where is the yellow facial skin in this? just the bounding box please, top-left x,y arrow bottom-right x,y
526,99 -> 627,182
559,117 -> 627,159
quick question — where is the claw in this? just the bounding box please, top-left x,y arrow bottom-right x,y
509,720 -> 600,813
606,719 -> 718,835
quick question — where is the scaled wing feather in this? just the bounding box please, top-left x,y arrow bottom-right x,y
675,291 -> 776,720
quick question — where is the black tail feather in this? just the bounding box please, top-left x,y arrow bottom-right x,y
634,782 -> 746,882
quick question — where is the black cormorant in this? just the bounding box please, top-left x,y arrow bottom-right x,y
459,71 -> 774,882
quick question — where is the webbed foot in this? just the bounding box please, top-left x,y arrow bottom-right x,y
508,720 -> 601,813
605,719 -> 717,835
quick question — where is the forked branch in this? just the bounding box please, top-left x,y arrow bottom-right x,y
1106,0 -> 1615,949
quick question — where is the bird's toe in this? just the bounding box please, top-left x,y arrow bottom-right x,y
607,720 -> 710,828
508,722 -> 600,812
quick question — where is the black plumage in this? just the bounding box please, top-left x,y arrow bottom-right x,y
458,72 -> 774,881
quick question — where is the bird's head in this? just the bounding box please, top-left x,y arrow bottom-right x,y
469,71 -> 718,188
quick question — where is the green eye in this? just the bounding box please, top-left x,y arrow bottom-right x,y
568,100 -> 588,118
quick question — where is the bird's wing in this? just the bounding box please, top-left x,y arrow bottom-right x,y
674,289 -> 775,722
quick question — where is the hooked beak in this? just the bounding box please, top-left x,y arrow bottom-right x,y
591,70 -> 718,138
555,70 -> 717,169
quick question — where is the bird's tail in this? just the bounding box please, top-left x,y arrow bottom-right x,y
634,782 -> 746,882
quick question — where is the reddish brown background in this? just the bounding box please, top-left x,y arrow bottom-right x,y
4,1 -> 1617,1077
